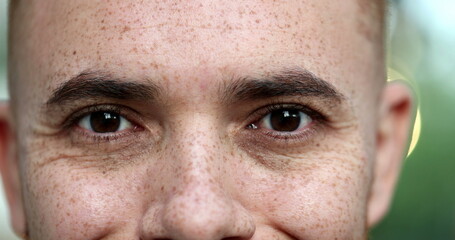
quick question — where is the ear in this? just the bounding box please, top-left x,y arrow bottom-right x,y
367,81 -> 415,226
0,101 -> 27,238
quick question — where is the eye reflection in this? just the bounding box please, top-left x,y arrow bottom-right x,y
78,111 -> 133,133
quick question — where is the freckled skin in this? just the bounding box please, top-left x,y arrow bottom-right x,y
2,0 -> 411,240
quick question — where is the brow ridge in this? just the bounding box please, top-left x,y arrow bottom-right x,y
47,71 -> 159,105
223,69 -> 345,103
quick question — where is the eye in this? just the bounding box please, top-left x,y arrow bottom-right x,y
263,108 -> 312,131
250,108 -> 312,132
78,111 -> 133,133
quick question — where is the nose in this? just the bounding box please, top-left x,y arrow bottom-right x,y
161,169 -> 255,240
140,121 -> 255,240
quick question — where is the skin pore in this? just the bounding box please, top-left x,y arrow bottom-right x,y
0,0 -> 413,239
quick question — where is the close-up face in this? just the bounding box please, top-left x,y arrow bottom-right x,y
0,0 -> 414,239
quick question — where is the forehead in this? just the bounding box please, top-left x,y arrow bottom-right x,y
9,0 -> 383,109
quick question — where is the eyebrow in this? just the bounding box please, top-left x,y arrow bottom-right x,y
223,69 -> 345,103
47,71 -> 159,105
47,69 -> 344,107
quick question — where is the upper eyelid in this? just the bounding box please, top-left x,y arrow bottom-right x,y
63,102 -> 326,131
248,103 -> 327,124
62,104 -> 139,130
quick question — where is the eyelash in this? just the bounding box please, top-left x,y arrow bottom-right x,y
246,103 -> 327,142
63,102 -> 326,145
64,105 -> 142,143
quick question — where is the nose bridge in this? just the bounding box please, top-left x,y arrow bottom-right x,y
170,112 -> 225,182
156,114 -> 254,240
171,123 -> 225,200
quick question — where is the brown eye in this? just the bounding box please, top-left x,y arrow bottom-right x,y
78,111 -> 132,133
262,109 -> 312,132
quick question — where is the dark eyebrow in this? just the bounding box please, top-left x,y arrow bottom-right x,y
47,71 -> 159,105
223,69 -> 345,103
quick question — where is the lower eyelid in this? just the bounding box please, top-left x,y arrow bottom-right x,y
242,117 -> 325,149
236,124 -> 322,158
71,124 -> 143,143
261,121 -> 317,138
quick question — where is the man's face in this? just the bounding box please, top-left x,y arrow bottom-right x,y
4,0 -> 399,239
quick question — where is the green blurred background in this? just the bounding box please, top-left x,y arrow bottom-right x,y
0,0 -> 454,239
371,0 -> 455,239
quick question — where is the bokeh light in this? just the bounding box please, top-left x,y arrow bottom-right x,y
387,68 -> 421,158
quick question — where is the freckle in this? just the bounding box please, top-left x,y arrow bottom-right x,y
121,25 -> 131,33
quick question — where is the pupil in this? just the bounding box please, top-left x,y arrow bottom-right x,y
90,111 -> 121,133
270,109 -> 301,131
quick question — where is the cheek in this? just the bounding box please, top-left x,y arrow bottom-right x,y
23,163 -> 143,240
234,153 -> 370,239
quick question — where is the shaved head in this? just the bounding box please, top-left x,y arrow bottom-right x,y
8,0 -> 388,95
